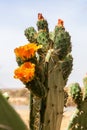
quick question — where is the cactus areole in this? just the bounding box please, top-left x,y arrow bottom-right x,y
14,13 -> 73,130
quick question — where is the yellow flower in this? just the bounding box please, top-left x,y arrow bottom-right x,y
14,62 -> 35,83
14,43 -> 42,60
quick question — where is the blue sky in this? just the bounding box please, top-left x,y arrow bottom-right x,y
0,0 -> 87,88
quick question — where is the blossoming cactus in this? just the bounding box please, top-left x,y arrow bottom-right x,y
14,13 -> 73,130
67,75 -> 87,130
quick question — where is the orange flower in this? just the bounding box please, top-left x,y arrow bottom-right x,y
14,62 -> 35,83
57,19 -> 64,27
38,13 -> 44,20
14,43 -> 42,60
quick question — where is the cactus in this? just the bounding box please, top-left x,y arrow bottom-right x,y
54,19 -> 71,60
67,75 -> 87,130
24,27 -> 37,42
37,13 -> 49,32
14,13 -> 73,130
0,92 -> 28,130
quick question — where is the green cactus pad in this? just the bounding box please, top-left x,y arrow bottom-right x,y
24,27 -> 37,42
37,31 -> 49,46
67,77 -> 87,130
62,54 -> 73,83
54,26 -> 71,59
37,19 -> 49,32
67,101 -> 87,130
0,92 -> 28,130
69,83 -> 82,106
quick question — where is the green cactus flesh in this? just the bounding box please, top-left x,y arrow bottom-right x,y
37,31 -> 49,46
36,19 -> 49,32
67,77 -> 87,130
62,54 -> 73,83
24,27 -> 37,42
26,78 -> 47,98
67,102 -> 87,130
54,26 -> 71,60
0,92 -> 28,130
69,83 -> 82,106
29,93 -> 41,130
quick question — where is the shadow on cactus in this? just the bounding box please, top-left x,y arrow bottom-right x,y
14,13 -> 73,130
67,76 -> 87,130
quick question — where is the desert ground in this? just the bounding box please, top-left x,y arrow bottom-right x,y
16,106 -> 75,130
1,88 -> 76,130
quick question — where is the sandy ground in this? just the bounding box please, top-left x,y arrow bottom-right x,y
15,107 -> 74,130
16,109 -> 29,128
1,88 -> 76,129
60,109 -> 74,130
6,88 -> 75,130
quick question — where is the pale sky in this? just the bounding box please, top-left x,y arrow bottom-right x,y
0,0 -> 87,88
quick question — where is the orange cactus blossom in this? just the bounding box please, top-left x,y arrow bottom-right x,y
14,43 -> 42,60
38,13 -> 44,20
58,19 -> 64,27
14,62 -> 35,83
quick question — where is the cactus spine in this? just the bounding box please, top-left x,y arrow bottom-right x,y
67,75 -> 87,130
14,13 -> 73,130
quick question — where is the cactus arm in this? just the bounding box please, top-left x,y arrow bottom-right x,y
29,93 -> 41,130
42,54 -> 65,130
67,108 -> 79,130
54,24 -> 71,60
24,27 -> 37,42
67,79 -> 87,130
69,83 -> 82,107
67,101 -> 87,130
29,93 -> 34,130
26,78 -> 47,98
0,92 -> 28,130
36,13 -> 49,33
62,54 -> 73,84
